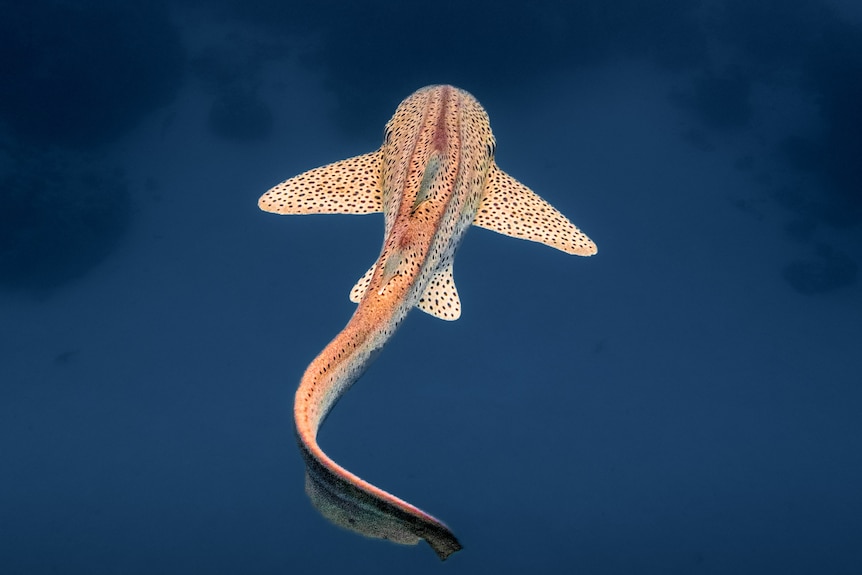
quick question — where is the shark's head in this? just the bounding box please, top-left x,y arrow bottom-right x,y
379,85 -> 496,215
384,85 -> 495,153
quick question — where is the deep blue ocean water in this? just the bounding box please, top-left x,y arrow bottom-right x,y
2,1 -> 861,573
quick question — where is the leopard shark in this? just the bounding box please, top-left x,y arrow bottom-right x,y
259,85 -> 596,560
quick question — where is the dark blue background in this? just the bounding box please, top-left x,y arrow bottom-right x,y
2,1 -> 861,573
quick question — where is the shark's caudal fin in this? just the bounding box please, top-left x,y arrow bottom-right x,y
302,450 -> 462,560
474,163 -> 598,256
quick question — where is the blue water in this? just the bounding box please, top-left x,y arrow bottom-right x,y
2,1 -> 861,573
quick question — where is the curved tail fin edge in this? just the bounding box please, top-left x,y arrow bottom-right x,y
298,436 -> 462,560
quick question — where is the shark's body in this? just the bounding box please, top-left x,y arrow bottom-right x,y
259,85 -> 596,560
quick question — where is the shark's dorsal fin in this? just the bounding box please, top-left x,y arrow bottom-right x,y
259,150 -> 384,215
474,162 -> 597,256
416,262 -> 461,321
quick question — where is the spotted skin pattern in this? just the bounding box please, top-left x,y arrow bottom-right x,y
259,85 -> 596,560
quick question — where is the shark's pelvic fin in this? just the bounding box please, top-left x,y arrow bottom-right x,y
349,265 -> 376,303
473,162 -> 598,256
259,150 -> 384,215
417,262 -> 461,320
350,260 -> 462,321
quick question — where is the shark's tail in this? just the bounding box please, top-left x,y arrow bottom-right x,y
296,428 -> 462,560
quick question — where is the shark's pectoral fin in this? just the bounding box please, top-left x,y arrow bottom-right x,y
259,150 -> 384,215
349,264 -> 375,303
473,162 -> 597,256
417,262 -> 461,321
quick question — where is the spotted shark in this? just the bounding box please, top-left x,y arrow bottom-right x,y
259,85 -> 596,560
